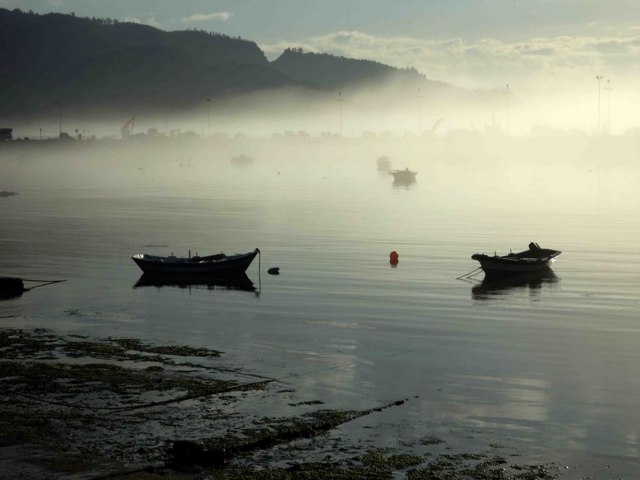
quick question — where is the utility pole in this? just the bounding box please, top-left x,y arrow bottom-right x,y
417,88 -> 422,133
605,79 -> 612,133
596,75 -> 603,133
504,84 -> 511,134
206,98 -> 211,136
337,91 -> 344,136
56,100 -> 62,137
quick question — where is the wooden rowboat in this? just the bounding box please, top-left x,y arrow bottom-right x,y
132,248 -> 259,276
471,242 -> 561,278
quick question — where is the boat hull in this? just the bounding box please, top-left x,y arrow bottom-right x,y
132,249 -> 259,276
0,276 -> 24,299
390,170 -> 417,183
470,243 -> 561,279
472,255 -> 556,278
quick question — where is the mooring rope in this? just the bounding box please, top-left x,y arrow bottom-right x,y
22,279 -> 66,291
20,278 -> 66,283
455,267 -> 483,281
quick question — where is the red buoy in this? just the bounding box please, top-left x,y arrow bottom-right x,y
389,251 -> 399,265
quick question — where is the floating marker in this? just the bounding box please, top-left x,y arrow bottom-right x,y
389,251 -> 399,265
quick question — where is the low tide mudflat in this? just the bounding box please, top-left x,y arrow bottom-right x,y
0,328 -> 556,479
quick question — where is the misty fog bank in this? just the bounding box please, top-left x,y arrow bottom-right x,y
4,79 -> 639,142
2,133 -> 638,207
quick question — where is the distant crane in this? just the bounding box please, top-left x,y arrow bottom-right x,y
431,118 -> 444,133
121,118 -> 135,139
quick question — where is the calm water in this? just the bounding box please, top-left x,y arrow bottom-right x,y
1,137 -> 640,476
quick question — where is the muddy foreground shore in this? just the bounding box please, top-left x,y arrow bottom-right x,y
0,328 -> 556,479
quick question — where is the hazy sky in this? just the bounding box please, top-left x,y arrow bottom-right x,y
3,1 -> 640,96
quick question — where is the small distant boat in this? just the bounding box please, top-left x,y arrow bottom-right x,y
132,249 -> 259,276
377,156 -> 392,172
0,191 -> 18,198
390,168 -> 417,184
230,154 -> 254,166
471,242 -> 561,278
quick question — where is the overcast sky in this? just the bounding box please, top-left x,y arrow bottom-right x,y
3,0 -> 640,91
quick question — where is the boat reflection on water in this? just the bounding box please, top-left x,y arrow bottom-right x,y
472,271 -> 559,301
133,273 -> 258,295
392,177 -> 417,188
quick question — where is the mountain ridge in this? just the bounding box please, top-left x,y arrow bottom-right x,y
271,47 -> 426,89
0,8 -> 450,118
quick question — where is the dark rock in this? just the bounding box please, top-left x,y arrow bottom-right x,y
171,440 -> 226,468
171,440 -> 205,467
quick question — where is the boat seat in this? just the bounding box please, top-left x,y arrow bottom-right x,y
201,253 -> 226,261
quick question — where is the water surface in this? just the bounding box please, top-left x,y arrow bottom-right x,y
1,136 -> 639,476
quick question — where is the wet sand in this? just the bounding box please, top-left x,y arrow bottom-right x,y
0,328 -> 556,479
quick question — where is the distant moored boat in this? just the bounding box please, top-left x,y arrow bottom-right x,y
377,156 -> 392,172
390,168 -> 417,184
230,154 -> 254,166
